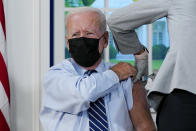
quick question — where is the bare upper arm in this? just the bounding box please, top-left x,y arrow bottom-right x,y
130,81 -> 156,131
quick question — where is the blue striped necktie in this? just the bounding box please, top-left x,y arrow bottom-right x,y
85,70 -> 109,131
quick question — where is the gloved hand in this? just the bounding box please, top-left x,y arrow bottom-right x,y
133,49 -> 148,83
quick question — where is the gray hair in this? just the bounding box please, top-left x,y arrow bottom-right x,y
65,7 -> 106,35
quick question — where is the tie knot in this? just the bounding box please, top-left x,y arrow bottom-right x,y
85,70 -> 97,76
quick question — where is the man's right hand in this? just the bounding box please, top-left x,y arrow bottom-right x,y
110,62 -> 137,81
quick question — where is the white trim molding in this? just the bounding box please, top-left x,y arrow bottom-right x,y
147,24 -> 153,74
32,0 -> 40,130
54,0 -> 65,65
33,0 -> 50,130
39,0 -> 50,130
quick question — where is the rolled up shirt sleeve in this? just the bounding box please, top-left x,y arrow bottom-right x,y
42,62 -> 119,114
121,78 -> 134,111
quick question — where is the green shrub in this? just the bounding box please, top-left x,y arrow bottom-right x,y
65,0 -> 95,7
109,45 -> 117,59
65,47 -> 71,58
152,44 -> 169,60
82,0 -> 95,6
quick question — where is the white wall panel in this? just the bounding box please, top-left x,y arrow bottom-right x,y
6,0 -> 50,130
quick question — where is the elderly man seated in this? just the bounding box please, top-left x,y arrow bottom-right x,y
40,7 -> 155,131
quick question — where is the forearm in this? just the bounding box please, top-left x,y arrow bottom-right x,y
108,0 -> 169,31
130,81 -> 156,131
80,70 -> 119,102
43,69 -> 119,113
107,28 -> 143,54
107,0 -> 170,55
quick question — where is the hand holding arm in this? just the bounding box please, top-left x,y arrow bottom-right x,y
110,62 -> 137,81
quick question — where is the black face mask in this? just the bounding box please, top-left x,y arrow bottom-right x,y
68,35 -> 104,67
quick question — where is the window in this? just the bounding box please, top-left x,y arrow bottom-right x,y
152,18 -> 169,71
63,0 -> 170,73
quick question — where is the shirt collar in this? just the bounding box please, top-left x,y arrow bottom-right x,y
70,58 -> 106,75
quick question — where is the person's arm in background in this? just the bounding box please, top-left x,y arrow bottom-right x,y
107,0 -> 171,82
130,81 -> 156,131
108,1 -> 171,129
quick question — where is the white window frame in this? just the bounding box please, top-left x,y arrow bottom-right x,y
54,0 -> 65,65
